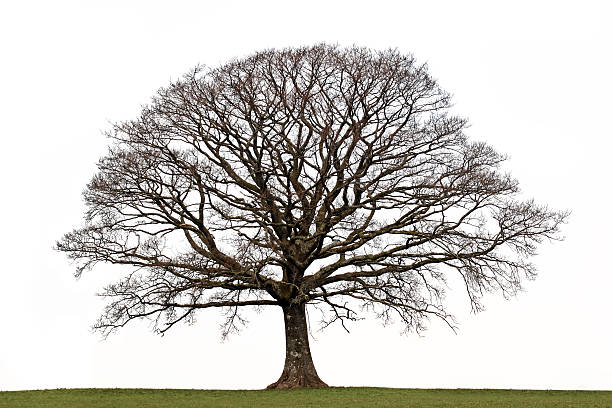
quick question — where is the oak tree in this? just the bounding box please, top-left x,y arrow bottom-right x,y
57,44 -> 567,389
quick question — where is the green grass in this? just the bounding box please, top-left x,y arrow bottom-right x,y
1,387 -> 611,408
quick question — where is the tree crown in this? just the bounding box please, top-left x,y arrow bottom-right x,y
57,44 -> 567,337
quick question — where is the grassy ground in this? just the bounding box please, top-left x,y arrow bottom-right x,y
1,387 -> 611,408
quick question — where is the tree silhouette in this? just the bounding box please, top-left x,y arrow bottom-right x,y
57,44 -> 567,389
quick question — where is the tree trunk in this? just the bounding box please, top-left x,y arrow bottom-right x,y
266,303 -> 328,389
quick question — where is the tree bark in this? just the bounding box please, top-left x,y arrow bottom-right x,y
266,303 -> 328,389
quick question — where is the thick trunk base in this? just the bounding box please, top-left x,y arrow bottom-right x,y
266,303 -> 328,389
266,371 -> 328,389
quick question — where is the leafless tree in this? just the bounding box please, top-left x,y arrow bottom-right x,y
56,44 -> 567,389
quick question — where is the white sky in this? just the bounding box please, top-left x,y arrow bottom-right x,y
1,0 -> 611,391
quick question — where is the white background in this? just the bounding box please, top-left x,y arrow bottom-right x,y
1,0 -> 611,391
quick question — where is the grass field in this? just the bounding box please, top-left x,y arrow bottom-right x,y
1,387 -> 611,408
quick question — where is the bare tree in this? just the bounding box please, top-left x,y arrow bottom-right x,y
56,44 -> 567,389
